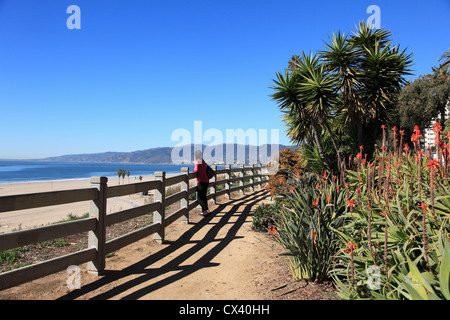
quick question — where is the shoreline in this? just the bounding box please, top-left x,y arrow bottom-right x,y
0,175 -> 161,233
0,175 -> 157,196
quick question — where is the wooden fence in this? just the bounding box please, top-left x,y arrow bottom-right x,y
0,164 -> 269,291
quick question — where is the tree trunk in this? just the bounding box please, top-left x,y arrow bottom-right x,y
324,121 -> 341,172
311,124 -> 331,172
357,121 -> 363,150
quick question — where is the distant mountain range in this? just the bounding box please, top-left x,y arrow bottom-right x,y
43,144 -> 296,164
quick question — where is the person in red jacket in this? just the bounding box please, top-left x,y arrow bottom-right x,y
193,150 -> 210,216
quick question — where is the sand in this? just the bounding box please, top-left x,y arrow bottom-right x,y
0,175 -> 158,233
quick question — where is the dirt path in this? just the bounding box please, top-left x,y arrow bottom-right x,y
0,189 -> 336,300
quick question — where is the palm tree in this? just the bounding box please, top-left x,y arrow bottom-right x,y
271,21 -> 413,170
321,21 -> 413,152
439,48 -> 450,73
271,52 -> 338,172
296,52 -> 341,169
121,170 -> 126,184
117,169 -> 123,185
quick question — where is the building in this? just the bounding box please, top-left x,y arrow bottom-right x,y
423,101 -> 450,150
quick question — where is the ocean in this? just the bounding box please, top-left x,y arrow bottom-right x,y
0,160 -> 196,184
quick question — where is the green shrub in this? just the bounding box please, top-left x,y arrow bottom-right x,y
251,203 -> 279,233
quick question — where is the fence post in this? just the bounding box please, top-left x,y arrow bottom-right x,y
253,164 -> 259,189
87,176 -> 108,275
256,164 -> 261,189
153,171 -> 166,244
210,165 -> 217,204
249,164 -> 255,192
225,164 -> 231,200
180,167 -> 189,224
239,164 -> 244,195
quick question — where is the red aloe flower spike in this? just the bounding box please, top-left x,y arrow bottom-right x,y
425,159 -> 440,224
346,242 -> 357,284
312,230 -> 317,247
383,210 -> 388,275
416,152 -> 423,202
392,126 -> 397,155
414,125 -> 420,134
398,129 -> 404,159
418,203 -> 429,264
418,202 -> 428,211
347,199 -> 356,212
366,202 -> 376,263
312,195 -> 320,208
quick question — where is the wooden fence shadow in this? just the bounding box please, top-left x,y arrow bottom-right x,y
58,189 -> 270,300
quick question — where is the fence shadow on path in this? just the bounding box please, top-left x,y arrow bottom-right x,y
58,189 -> 270,300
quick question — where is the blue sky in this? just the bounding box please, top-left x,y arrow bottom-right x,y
0,0 -> 449,159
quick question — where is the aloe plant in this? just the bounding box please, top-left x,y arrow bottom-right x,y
329,126 -> 450,300
271,172 -> 347,282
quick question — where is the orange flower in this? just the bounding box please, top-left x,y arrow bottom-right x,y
426,159 -> 440,171
346,241 -> 357,253
411,132 -> 422,144
403,143 -> 410,152
347,199 -> 356,211
326,193 -> 331,204
312,195 -> 320,208
268,226 -> 278,237
418,202 -> 428,211
433,122 -> 442,133
312,230 -> 317,247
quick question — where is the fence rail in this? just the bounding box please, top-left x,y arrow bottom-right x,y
0,164 -> 269,291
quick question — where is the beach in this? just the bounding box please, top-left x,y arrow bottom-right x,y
0,175 -> 159,233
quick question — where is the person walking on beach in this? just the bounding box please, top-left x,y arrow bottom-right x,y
193,150 -> 210,216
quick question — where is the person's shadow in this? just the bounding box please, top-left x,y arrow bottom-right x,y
58,189 -> 270,300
